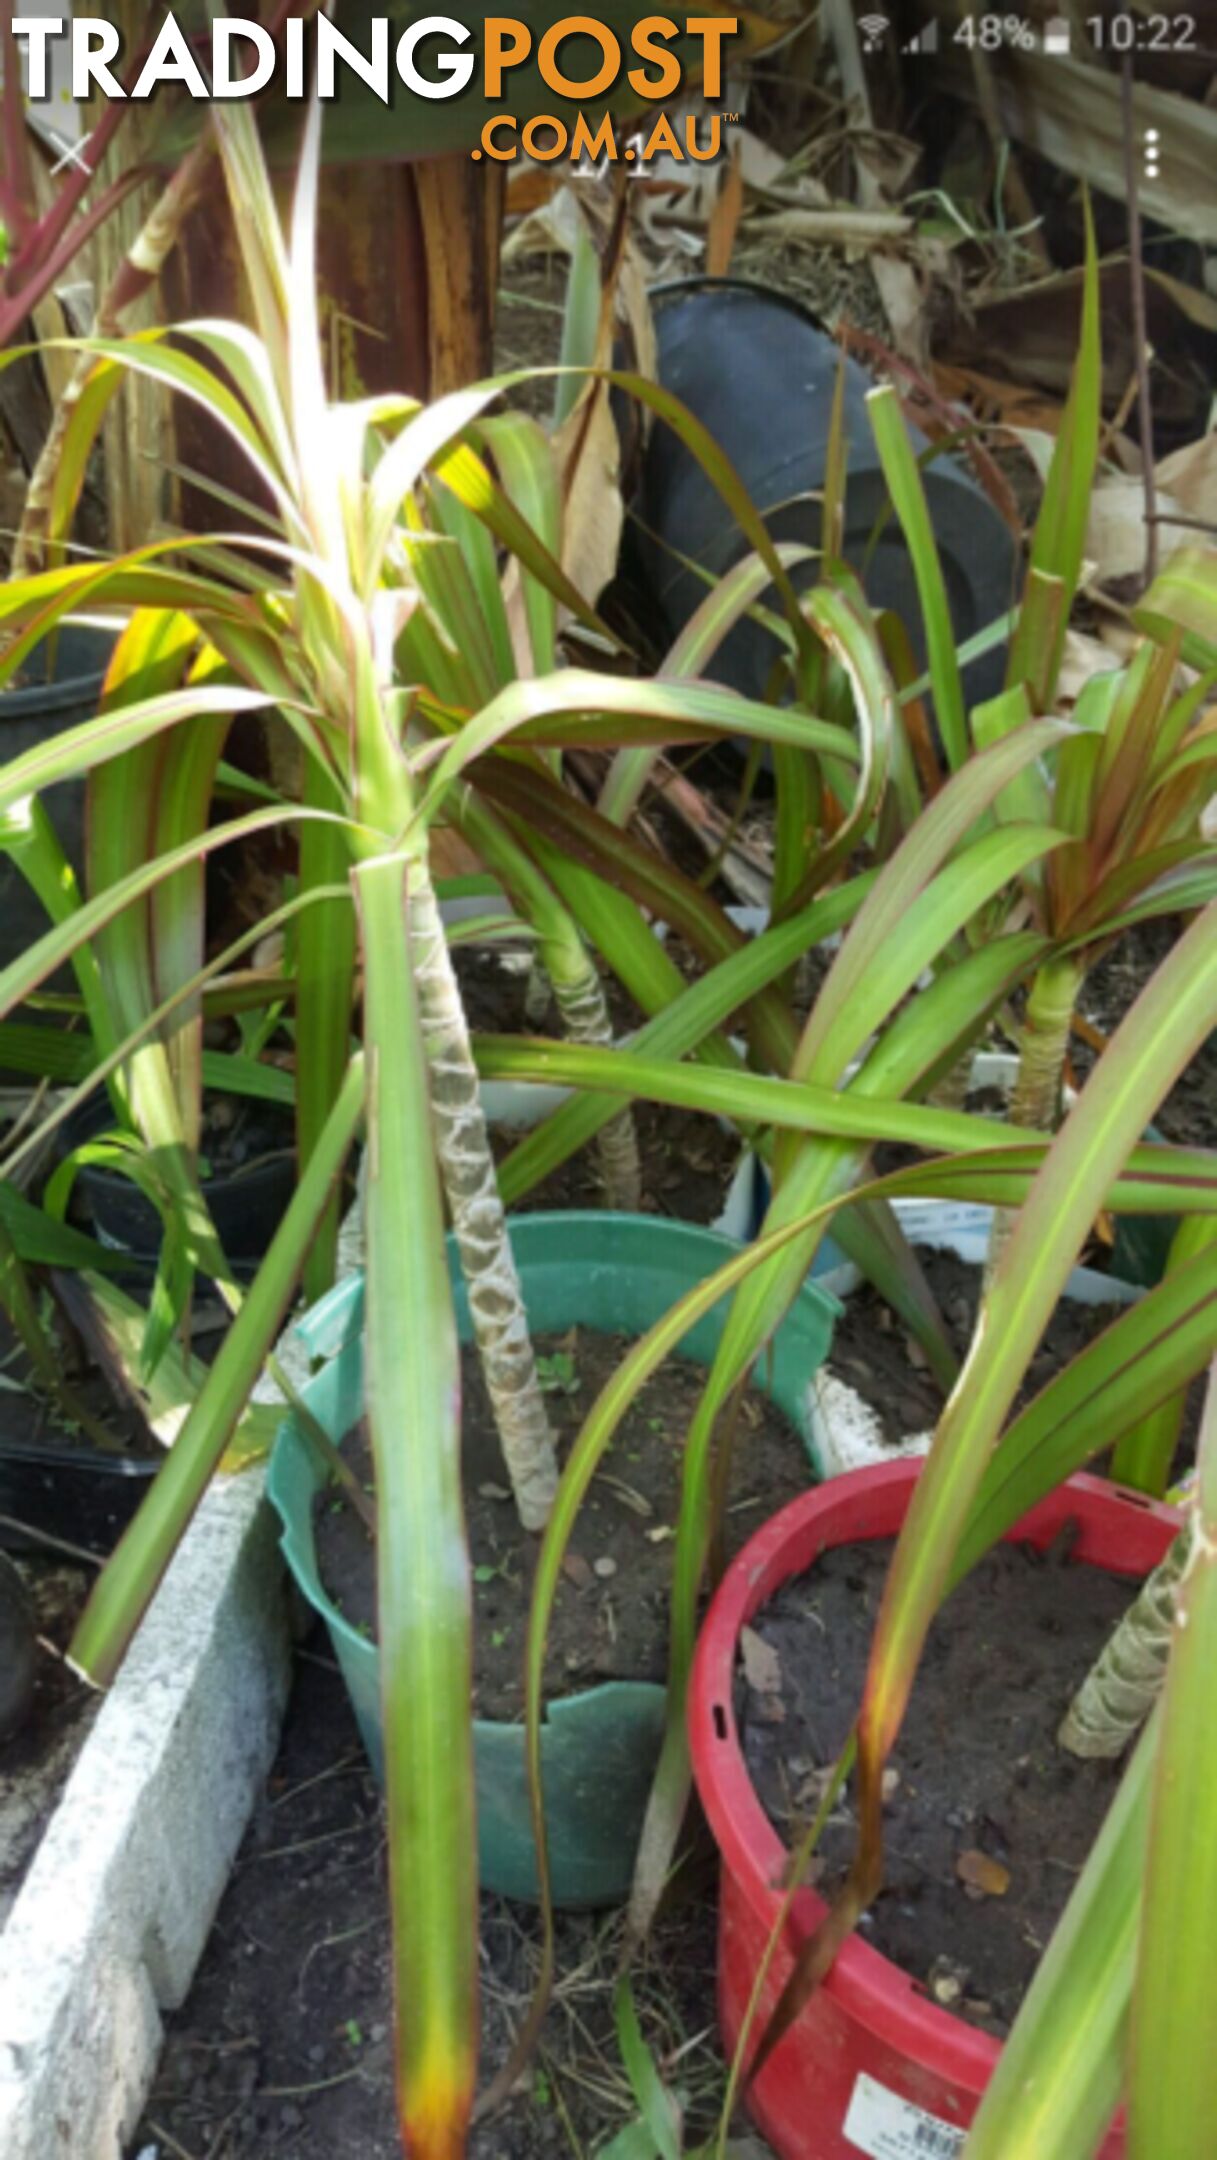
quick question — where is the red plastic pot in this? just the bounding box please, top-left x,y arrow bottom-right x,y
689,1459 -> 1180,2159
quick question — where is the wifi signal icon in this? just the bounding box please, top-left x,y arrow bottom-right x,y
859,14 -> 890,50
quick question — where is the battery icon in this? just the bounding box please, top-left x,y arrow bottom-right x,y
1043,16 -> 1071,52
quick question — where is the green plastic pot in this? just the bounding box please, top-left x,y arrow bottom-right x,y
267,1211 -> 838,1908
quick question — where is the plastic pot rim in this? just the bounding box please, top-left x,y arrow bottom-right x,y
63,1093 -> 295,1203
0,623 -> 114,719
269,1208 -> 841,1742
688,1457 -> 1180,2093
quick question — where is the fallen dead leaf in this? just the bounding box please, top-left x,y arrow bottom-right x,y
733,123 -> 795,196
793,1762 -> 838,1812
774,1847 -> 827,1891
705,141 -> 745,278
956,1848 -> 1011,1899
1156,432 -> 1217,524
740,1624 -> 785,1720
1056,627 -> 1122,707
501,179 -> 587,264
553,384 -> 621,613
1087,475 -> 1187,586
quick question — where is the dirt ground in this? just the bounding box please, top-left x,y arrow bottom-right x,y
129,1641 -> 736,2160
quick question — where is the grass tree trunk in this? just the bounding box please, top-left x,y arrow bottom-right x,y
985,955 -> 1085,1282
407,858 -> 560,1531
1058,1512 -> 1196,1758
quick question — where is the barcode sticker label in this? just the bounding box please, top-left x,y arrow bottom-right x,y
844,2072 -> 966,2159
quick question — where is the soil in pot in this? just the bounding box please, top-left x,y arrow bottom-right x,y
739,1532 -> 1135,2038
1077,916 -> 1215,1151
496,1102 -> 743,1228
315,1327 -> 816,1716
130,1637 -> 729,2160
826,1245 -> 1152,1450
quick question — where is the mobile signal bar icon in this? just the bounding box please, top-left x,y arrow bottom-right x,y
903,20 -> 940,52
859,15 -> 890,51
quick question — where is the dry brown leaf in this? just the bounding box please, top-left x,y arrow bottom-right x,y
502,181 -> 588,267
614,235 -> 657,384
956,266 -> 1205,412
932,362 -> 1070,437
956,1848 -> 1011,1899
1156,433 -> 1217,523
1057,628 -> 1121,707
988,50 -> 1217,247
546,199 -> 656,616
706,144 -> 745,278
742,206 -> 912,246
554,383 -> 623,613
1086,476 -> 1188,587
733,126 -> 796,194
740,1624 -> 785,1719
1145,266 -> 1217,336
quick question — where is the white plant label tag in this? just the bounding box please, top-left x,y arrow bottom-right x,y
890,1198 -> 994,1254
843,2072 -> 966,2158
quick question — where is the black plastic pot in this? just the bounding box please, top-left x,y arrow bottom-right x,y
622,281 -> 1017,710
0,625 -> 114,976
0,1438 -> 160,1560
64,1094 -> 298,1271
